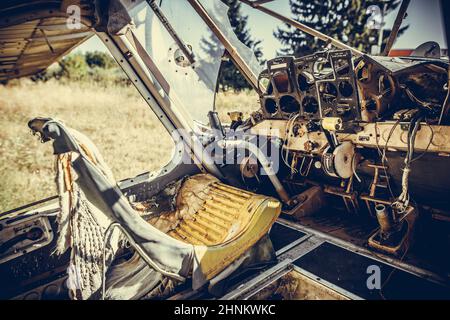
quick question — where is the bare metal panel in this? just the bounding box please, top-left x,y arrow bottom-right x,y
0,1 -> 95,81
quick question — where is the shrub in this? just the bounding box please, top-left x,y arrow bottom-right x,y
30,51 -> 130,86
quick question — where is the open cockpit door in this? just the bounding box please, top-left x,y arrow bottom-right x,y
0,1 -> 98,82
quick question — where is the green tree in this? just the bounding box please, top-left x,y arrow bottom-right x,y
202,0 -> 263,91
30,51 -> 130,86
85,51 -> 116,69
275,0 -> 408,57
60,53 -> 89,80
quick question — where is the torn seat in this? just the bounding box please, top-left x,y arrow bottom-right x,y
28,117 -> 281,299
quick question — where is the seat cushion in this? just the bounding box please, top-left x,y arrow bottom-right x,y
169,180 -> 265,245
146,174 -> 280,247
143,173 -> 282,287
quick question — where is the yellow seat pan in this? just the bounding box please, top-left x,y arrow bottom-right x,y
151,176 -> 281,283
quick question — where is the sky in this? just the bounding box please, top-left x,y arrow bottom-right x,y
76,0 -> 447,60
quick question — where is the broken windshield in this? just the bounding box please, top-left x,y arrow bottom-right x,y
122,0 -> 262,126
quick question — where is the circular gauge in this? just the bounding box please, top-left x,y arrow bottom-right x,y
264,98 -> 278,114
273,71 -> 289,93
302,96 -> 319,114
298,72 -> 314,91
338,81 -> 354,97
280,95 -> 300,113
334,58 -> 350,76
319,82 -> 338,103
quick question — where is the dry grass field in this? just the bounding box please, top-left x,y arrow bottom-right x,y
0,80 -> 259,212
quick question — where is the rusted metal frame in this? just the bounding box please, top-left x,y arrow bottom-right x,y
39,23 -> 78,31
125,31 -> 171,93
114,33 -> 194,128
40,29 -> 54,53
360,163 -> 391,216
368,168 -> 380,215
187,0 -> 261,94
274,221 -> 311,256
220,262 -> 293,300
119,30 -> 204,132
361,195 -> 391,206
238,0 -> 363,56
0,8 -> 94,80
322,176 -> 359,215
0,1 -> 66,13
1,54 -> 56,64
369,165 -> 381,196
278,217 -> 450,287
235,266 -> 293,300
0,23 -> 71,32
8,31 -> 93,79
0,195 -> 58,218
98,32 -> 182,137
220,236 -> 324,300
97,31 -> 224,179
11,17 -> 46,79
344,176 -> 360,214
26,31 -> 92,42
0,9 -> 94,28
382,0 -> 411,56
291,265 -> 363,300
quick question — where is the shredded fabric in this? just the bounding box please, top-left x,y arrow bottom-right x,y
36,118 -> 279,300
54,128 -> 122,300
53,131 -> 215,299
147,174 -> 219,233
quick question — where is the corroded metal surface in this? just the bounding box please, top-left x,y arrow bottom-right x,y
0,1 -> 95,81
169,182 -> 255,246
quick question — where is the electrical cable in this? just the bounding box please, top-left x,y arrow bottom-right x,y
374,120 -> 401,200
351,152 -> 362,183
282,113 -> 300,175
410,123 -> 434,163
392,114 -> 423,211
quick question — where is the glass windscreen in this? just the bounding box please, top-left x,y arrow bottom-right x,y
354,0 -> 447,56
383,0 -> 447,54
198,0 -> 263,79
120,0 -> 262,126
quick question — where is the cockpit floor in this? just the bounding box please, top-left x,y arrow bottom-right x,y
281,208 -> 450,279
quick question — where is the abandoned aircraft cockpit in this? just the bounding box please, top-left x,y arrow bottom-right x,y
1,0 -> 450,301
